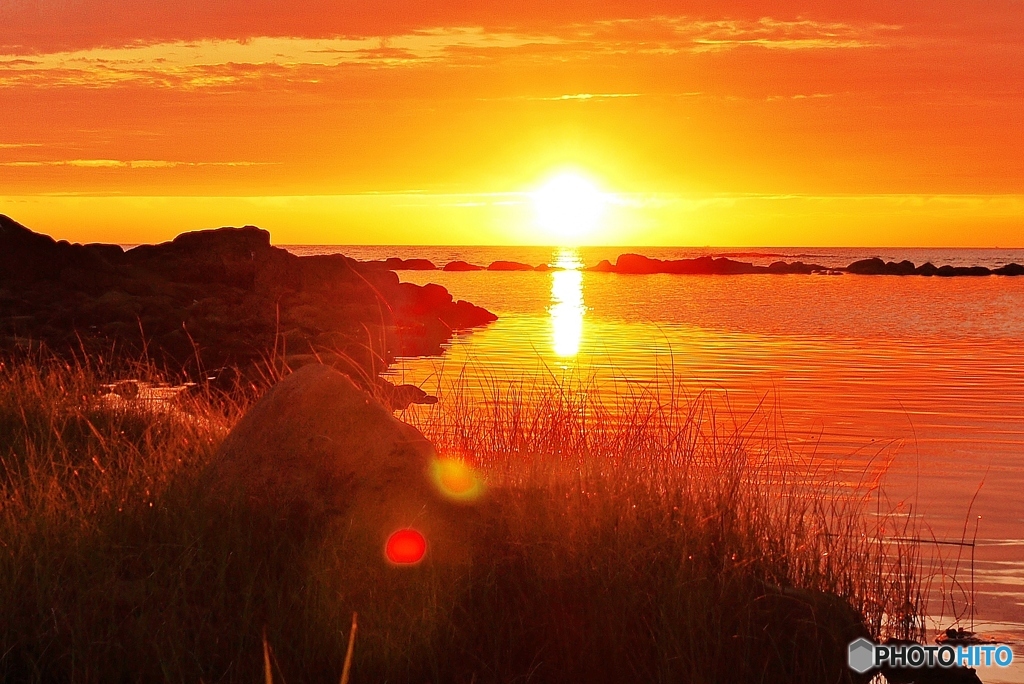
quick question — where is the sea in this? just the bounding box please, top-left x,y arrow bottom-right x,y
288,245 -> 1024,681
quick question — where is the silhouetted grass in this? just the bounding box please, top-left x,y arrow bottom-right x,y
0,354 -> 922,683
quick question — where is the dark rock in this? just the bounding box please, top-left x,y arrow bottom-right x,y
707,257 -> 762,274
375,378 -> 439,411
754,585 -> 872,683
441,300 -> 498,329
768,261 -> 830,274
488,260 -> 535,271
995,263 -> 1024,276
846,258 -> 888,275
614,254 -> 766,275
556,252 -> 1004,278
203,364 -> 478,562
125,225 -> 269,289
960,266 -> 992,276
443,260 -> 485,271
0,215 -> 495,381
934,264 -> 991,277
533,263 -> 552,271
614,254 -> 662,274
360,257 -> 437,270
387,257 -> 436,270
0,214 -> 123,284
888,260 -> 917,275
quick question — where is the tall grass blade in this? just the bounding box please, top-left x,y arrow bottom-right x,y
340,612 -> 358,684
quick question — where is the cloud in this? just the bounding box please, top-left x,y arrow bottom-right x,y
0,159 -> 274,168
0,17 -> 899,90
0,29 -> 563,88
535,92 -> 640,101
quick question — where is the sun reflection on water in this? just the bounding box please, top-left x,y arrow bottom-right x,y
549,248 -> 585,358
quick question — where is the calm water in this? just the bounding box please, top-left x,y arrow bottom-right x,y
291,245 -> 1024,680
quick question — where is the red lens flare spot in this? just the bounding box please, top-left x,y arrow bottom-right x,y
385,528 -> 427,565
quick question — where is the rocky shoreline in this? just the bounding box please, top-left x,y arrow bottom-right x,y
0,216 -> 495,398
359,252 -> 1024,277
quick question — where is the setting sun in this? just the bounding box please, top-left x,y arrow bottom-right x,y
531,172 -> 608,241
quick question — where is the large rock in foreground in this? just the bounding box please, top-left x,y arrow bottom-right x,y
203,364 -> 477,564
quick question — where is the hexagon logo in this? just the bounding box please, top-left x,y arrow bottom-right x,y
848,638 -> 875,674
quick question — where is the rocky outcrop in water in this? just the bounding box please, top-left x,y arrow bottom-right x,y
845,257 -> 1021,277
584,253 -> 1024,277
487,260 -> 536,271
0,215 -> 496,384
587,254 -> 832,275
443,260 -> 485,271
362,257 -> 437,270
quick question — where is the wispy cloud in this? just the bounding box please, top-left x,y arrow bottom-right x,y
0,30 -> 562,88
577,16 -> 899,55
534,92 -> 640,101
682,17 -> 899,52
0,17 -> 900,90
0,159 -> 274,168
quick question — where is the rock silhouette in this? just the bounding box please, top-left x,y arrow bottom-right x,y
597,254 -> 830,275
363,257 -> 437,270
0,215 -> 495,383
203,364 -> 477,562
585,253 -> 1023,277
488,260 -> 535,271
443,260 -> 485,271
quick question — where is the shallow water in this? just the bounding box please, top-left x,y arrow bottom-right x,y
292,245 -> 1024,680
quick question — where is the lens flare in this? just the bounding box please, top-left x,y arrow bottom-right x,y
429,457 -> 485,502
385,528 -> 427,565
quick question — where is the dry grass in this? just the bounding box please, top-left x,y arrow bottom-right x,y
0,354 -> 923,683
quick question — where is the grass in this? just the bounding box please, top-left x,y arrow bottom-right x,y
0,353 -> 922,683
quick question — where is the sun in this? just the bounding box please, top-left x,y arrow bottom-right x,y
531,172 -> 608,241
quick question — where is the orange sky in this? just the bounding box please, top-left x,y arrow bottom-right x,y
1,1 -> 1022,245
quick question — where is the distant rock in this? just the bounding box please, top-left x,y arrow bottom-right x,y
611,254 -> 782,275
203,364 -> 477,562
580,251 -> 1020,278
949,266 -> 991,277
847,259 -> 920,275
0,214 -> 495,381
488,260 -> 535,271
363,257 -> 437,270
996,263 -> 1024,276
443,261 -> 485,271
614,254 -> 663,274
767,261 -> 825,274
